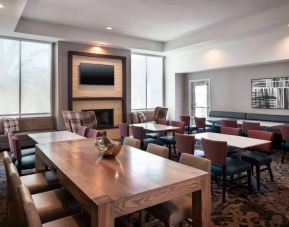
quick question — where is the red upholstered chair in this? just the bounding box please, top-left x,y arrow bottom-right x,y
9,136 -> 35,175
159,121 -> 185,158
280,125 -> 289,163
222,119 -> 237,128
175,133 -> 204,157
180,115 -> 197,134
238,130 -> 274,191
8,132 -> 35,157
242,121 -> 261,136
194,117 -> 212,132
77,126 -> 88,137
202,138 -> 251,203
131,126 -> 163,150
221,127 -> 241,136
119,123 -> 129,142
86,128 -> 101,138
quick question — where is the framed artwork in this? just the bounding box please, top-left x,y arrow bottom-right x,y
251,77 -> 289,109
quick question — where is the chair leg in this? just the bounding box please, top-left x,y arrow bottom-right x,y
256,165 -> 261,191
222,167 -> 226,203
267,164 -> 274,182
173,143 -> 176,154
251,165 -> 254,176
168,144 -> 172,159
247,170 -> 252,193
281,149 -> 286,164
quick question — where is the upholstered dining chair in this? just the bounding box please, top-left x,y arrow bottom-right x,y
9,135 -> 35,175
145,153 -> 211,226
77,126 -> 88,137
175,133 -> 204,157
8,132 -> 35,157
123,137 -> 141,149
159,121 -> 185,158
237,130 -> 274,191
86,128 -> 102,138
131,126 -> 163,150
3,151 -> 60,196
221,126 -> 241,136
6,163 -> 81,226
180,115 -> 197,134
221,119 -> 238,128
18,184 -> 90,227
202,137 -> 252,203
119,123 -> 129,143
194,117 -> 213,132
156,118 -> 169,125
280,124 -> 289,163
146,143 -> 169,159
242,121 -> 261,136
146,118 -> 169,139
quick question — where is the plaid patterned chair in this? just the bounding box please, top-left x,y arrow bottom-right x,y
153,107 -> 168,122
62,111 -> 97,133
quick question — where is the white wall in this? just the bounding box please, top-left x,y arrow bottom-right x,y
165,29 -> 289,120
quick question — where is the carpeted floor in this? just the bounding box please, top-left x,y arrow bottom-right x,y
0,151 -> 289,227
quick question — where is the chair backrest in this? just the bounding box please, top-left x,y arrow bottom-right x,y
18,184 -> 42,227
180,115 -> 190,126
123,137 -> 141,149
154,107 -> 168,122
10,136 -> 22,160
146,144 -> 169,159
130,112 -> 139,124
172,121 -> 185,134
7,163 -> 26,226
247,130 -> 273,153
221,126 -> 241,136
86,128 -> 101,138
242,121 -> 261,135
131,126 -> 145,142
77,126 -> 88,137
222,119 -> 237,128
156,118 -> 169,125
194,117 -> 206,129
179,153 -> 211,172
280,124 -> 289,141
119,123 -> 129,138
175,133 -> 195,155
202,138 -> 227,166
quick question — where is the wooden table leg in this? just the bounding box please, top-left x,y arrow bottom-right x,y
35,148 -> 46,172
192,174 -> 211,227
91,203 -> 114,227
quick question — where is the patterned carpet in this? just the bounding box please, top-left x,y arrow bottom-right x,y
0,151 -> 289,227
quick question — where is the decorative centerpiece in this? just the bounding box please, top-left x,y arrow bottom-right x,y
95,135 -> 122,158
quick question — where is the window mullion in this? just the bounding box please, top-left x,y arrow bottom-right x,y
19,41 -> 22,118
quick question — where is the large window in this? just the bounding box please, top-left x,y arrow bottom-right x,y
131,54 -> 163,110
0,37 -> 52,117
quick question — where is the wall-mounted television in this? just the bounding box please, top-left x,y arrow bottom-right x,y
79,63 -> 114,85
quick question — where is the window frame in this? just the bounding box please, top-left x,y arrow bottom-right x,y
0,36 -> 53,118
131,53 -> 164,111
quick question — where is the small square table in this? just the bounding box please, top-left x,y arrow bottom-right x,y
28,131 -> 85,144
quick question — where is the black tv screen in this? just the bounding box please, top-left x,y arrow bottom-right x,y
79,63 -> 114,85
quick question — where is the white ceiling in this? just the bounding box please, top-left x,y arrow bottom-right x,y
21,0 -> 289,42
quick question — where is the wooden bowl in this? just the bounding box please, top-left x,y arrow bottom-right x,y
102,143 -> 122,158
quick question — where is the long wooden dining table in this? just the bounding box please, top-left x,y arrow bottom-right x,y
35,138 -> 211,227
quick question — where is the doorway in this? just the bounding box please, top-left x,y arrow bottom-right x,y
189,79 -> 210,117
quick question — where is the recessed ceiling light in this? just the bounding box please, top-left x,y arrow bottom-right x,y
106,27 -> 112,30
0,4 -> 4,8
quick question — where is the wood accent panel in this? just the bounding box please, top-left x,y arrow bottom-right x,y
73,100 -> 123,126
36,139 -> 211,227
72,55 -> 123,98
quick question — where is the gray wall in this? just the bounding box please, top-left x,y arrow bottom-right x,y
175,61 -> 289,119
55,41 -> 131,129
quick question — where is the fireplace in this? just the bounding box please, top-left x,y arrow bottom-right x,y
83,109 -> 114,128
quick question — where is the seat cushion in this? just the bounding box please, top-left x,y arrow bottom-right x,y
185,125 -> 197,132
16,155 -> 35,170
212,157 -> 251,175
284,141 -> 289,150
159,135 -> 175,144
33,188 -> 81,223
43,213 -> 90,227
21,147 -> 35,157
21,171 -> 61,194
239,150 -> 272,166
145,132 -> 159,139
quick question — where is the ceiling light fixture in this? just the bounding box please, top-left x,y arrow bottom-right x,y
106,27 -> 112,30
0,4 -> 4,8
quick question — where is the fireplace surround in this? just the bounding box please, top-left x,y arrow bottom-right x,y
83,109 -> 114,128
